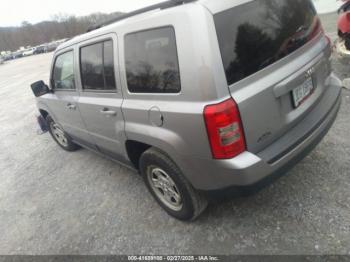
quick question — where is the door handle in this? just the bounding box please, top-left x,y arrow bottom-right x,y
66,103 -> 76,110
100,108 -> 117,117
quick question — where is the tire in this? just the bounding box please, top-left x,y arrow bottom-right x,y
338,30 -> 343,38
345,36 -> 350,51
46,115 -> 80,152
140,148 -> 208,221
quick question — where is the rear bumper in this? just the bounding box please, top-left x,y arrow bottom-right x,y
181,74 -> 342,191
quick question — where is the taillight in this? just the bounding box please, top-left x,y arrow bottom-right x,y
204,99 -> 246,159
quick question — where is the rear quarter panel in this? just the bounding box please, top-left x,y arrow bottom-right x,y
117,3 -> 230,162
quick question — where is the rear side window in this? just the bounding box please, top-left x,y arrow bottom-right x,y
125,27 -> 181,93
53,51 -> 75,90
214,0 -> 320,86
80,40 -> 116,91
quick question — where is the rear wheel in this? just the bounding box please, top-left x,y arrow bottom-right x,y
140,148 -> 208,221
46,115 -> 80,152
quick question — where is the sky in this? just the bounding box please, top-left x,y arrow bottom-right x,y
0,0 -> 342,27
0,0 -> 164,27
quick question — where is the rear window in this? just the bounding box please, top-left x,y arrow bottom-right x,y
214,0 -> 321,86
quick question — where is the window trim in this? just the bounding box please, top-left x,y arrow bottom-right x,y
124,25 -> 182,95
79,38 -> 117,93
51,50 -> 76,92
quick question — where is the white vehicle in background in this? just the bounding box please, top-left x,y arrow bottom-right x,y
0,56 -> 4,64
22,48 -> 36,56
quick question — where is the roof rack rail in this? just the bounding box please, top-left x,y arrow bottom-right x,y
87,0 -> 196,32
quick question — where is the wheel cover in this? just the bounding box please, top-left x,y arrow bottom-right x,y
147,167 -> 183,211
50,122 -> 68,147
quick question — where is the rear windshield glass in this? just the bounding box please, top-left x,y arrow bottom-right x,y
214,0 -> 320,86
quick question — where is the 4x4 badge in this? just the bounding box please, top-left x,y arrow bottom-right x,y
305,67 -> 315,78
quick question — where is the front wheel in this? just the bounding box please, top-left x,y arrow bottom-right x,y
46,115 -> 80,152
140,148 -> 208,221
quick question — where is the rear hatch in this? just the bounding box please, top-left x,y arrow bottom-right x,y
213,0 -> 332,155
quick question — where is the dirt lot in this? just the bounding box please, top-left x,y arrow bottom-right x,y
0,13 -> 349,255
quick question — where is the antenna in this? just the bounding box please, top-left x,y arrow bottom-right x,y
87,0 -> 196,32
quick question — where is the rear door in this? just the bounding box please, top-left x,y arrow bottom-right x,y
45,49 -> 91,142
76,34 -> 127,160
213,0 -> 331,153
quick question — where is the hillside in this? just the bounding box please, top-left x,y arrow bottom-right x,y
0,12 -> 123,52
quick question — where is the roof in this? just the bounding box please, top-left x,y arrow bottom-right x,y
87,0 -> 197,32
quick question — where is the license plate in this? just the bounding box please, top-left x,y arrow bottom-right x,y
292,77 -> 314,108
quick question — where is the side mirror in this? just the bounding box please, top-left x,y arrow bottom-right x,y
30,80 -> 50,97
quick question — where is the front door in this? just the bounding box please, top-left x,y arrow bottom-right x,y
46,49 -> 91,143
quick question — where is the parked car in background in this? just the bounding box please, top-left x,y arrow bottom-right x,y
337,0 -> 350,48
46,42 -> 58,52
31,0 -> 342,221
0,56 -> 4,64
12,51 -> 23,59
56,38 -> 69,45
335,0 -> 350,61
22,48 -> 36,56
34,45 -> 46,54
2,53 -> 13,61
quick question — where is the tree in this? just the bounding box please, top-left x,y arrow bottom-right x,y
0,12 -> 124,51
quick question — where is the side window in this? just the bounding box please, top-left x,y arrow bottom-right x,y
53,51 -> 75,90
80,40 -> 117,91
125,27 -> 181,93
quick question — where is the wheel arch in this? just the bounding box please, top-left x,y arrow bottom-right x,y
39,109 -> 49,119
125,140 -> 151,169
36,101 -> 57,122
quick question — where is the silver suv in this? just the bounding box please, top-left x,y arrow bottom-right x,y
31,0 -> 342,220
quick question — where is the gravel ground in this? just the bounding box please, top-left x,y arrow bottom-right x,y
0,13 -> 349,255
